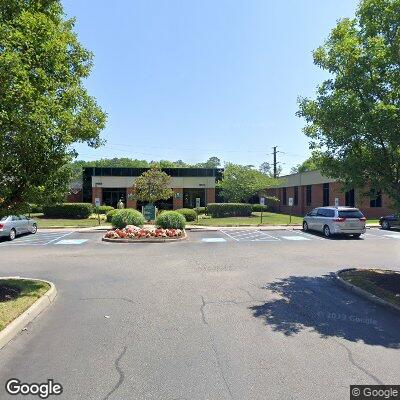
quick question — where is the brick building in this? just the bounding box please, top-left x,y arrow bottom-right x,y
68,167 -> 222,210
265,170 -> 394,219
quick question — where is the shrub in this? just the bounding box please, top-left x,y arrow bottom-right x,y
251,204 -> 268,213
176,208 -> 197,222
156,211 -> 186,229
207,203 -> 252,218
106,209 -> 118,223
43,203 -> 93,219
95,205 -> 114,215
193,206 -> 206,215
111,209 -> 145,229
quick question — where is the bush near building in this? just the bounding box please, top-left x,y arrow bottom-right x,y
193,207 -> 206,215
177,208 -> 197,222
106,209 -> 118,223
43,203 -> 93,219
111,209 -> 145,229
207,203 -> 252,218
156,211 -> 186,229
251,204 -> 268,212
96,205 -> 114,215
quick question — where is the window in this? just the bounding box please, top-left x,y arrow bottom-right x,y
306,185 -> 312,206
183,188 -> 205,208
293,186 -> 298,206
317,208 -> 334,217
308,208 -> 318,216
370,190 -> 382,208
282,188 -> 287,205
323,183 -> 330,206
345,189 -> 355,207
338,210 -> 364,218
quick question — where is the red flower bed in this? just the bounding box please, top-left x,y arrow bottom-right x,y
104,225 -> 183,240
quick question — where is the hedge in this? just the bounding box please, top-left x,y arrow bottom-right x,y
111,209 -> 145,229
207,203 -> 252,218
29,204 -> 43,213
251,204 -> 268,212
193,206 -> 206,215
106,209 -> 118,223
176,208 -> 197,222
95,205 -> 114,215
43,203 -> 93,219
156,211 -> 186,229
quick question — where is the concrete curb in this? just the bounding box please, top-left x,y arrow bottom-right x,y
102,231 -> 187,243
332,268 -> 400,315
0,277 -> 57,350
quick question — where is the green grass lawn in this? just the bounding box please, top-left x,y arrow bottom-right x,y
29,213 -> 111,228
193,212 -> 304,226
0,279 -> 50,331
339,269 -> 400,307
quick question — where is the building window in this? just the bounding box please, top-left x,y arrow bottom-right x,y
323,183 -> 330,206
102,188 -> 127,208
294,186 -> 299,206
282,188 -> 287,205
345,189 -> 355,207
306,185 -> 312,206
370,189 -> 382,208
183,188 -> 206,208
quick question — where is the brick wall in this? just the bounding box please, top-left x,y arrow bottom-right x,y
126,188 -> 137,209
173,188 -> 183,209
92,187 -> 102,205
67,190 -> 82,203
206,188 -> 216,205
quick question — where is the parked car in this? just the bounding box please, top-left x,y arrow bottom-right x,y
0,215 -> 37,240
379,214 -> 400,230
303,206 -> 366,238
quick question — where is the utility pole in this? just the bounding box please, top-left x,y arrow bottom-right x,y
273,146 -> 277,178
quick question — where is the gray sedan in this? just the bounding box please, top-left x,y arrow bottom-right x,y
0,215 -> 38,240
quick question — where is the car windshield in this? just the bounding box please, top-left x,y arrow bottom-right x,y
338,210 -> 364,218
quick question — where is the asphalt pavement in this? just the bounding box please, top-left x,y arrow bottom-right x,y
0,228 -> 399,399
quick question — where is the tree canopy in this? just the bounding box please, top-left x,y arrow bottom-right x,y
0,0 -> 106,213
218,163 -> 276,202
297,0 -> 400,209
130,167 -> 174,204
290,153 -> 320,174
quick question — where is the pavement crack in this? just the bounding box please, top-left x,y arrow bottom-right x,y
200,296 -> 208,325
102,345 -> 127,400
334,340 -> 384,385
80,297 -> 135,304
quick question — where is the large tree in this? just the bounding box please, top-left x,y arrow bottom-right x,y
297,0 -> 400,210
130,167 -> 174,204
218,163 -> 275,202
0,0 -> 106,213
290,152 -> 320,174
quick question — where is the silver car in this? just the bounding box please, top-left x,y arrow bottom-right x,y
303,206 -> 366,238
0,215 -> 38,240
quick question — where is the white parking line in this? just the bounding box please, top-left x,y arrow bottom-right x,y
220,230 -> 240,241
44,232 -> 74,245
281,236 -> 310,241
220,230 -> 280,242
202,238 -> 227,243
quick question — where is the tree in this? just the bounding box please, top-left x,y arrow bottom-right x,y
0,0 -> 106,213
259,161 -> 282,177
218,163 -> 275,202
297,0 -> 400,210
130,167 -> 174,204
290,153 -> 320,174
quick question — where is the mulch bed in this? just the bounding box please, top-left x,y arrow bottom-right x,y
0,285 -> 21,302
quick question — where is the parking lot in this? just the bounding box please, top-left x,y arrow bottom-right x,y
0,224 -> 399,400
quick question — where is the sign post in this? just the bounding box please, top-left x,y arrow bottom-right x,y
195,197 -> 201,223
260,197 -> 265,224
288,197 -> 294,224
143,203 -> 156,222
95,198 -> 101,226
335,197 -> 339,207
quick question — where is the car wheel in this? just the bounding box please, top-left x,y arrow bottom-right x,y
31,224 -> 37,234
353,233 -> 361,239
323,225 -> 331,238
381,220 -> 391,230
9,229 -> 16,241
303,221 -> 309,232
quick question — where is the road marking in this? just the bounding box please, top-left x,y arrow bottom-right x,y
281,236 -> 310,241
56,239 -> 88,245
220,230 -> 280,242
383,234 -> 400,239
44,232 -> 74,245
219,230 -> 239,241
202,238 -> 227,243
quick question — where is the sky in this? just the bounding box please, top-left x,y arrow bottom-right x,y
64,0 -> 359,174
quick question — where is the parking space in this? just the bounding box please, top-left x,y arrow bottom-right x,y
0,231 -> 90,246
192,227 -> 400,244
